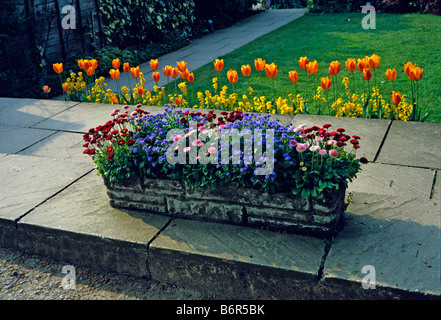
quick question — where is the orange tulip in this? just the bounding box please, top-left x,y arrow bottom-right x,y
410,66 -> 423,81
320,76 -> 332,90
62,82 -> 69,93
368,54 -> 380,69
42,85 -> 51,94
149,59 -> 159,70
385,68 -> 397,81
306,60 -> 318,75
362,68 -> 372,81
187,72 -> 195,83
328,61 -> 341,76
171,67 -> 179,79
109,69 -> 120,80
404,61 -> 416,79
123,62 -> 130,72
130,66 -> 140,79
83,60 -> 91,71
152,71 -> 160,82
241,64 -> 251,77
111,96 -> 118,104
298,57 -> 309,70
213,59 -> 224,72
90,59 -> 98,70
345,58 -> 356,72
254,58 -> 266,72
112,58 -> 120,69
227,70 -> 238,84
265,63 -> 277,79
357,57 -> 369,72
176,61 -> 187,73
179,68 -> 190,80
78,59 -> 86,70
163,65 -> 173,77
391,91 -> 401,105
53,63 -> 63,74
288,70 -> 298,83
175,97 -> 182,105
86,66 -> 95,76
137,87 -> 144,96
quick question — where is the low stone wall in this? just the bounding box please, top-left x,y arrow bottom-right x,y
103,176 -> 346,237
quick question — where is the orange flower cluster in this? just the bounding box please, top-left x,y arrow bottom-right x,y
78,59 -> 98,76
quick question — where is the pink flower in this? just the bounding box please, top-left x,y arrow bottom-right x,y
185,130 -> 197,138
208,147 -> 217,154
328,140 -> 337,145
310,146 -> 320,152
173,135 -> 182,142
299,133 -> 307,139
184,147 -> 191,152
198,125 -> 206,131
113,108 -> 120,113
296,143 -> 307,153
329,149 -> 339,158
192,139 -> 204,147
319,149 -> 327,156
123,105 -> 130,110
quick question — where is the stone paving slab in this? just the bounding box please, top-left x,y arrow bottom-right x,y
148,218 -> 327,299
0,125 -> 57,154
376,120 -> 441,169
347,162 -> 435,200
10,171 -> 171,277
0,154 -> 92,221
0,98 -> 78,127
433,170 -> 440,203
323,163 -> 440,297
34,102 -> 113,133
292,114 -> 391,162
17,131 -> 88,162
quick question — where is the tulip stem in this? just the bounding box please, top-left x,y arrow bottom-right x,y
271,78 -> 277,114
351,71 -> 356,93
126,73 -> 132,104
259,71 -> 265,96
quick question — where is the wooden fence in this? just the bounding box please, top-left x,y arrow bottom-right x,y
1,0 -> 104,70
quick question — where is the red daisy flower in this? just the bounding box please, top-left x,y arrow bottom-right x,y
107,152 -> 115,160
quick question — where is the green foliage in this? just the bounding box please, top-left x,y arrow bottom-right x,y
271,0 -> 306,9
98,0 -> 195,47
307,0 -> 351,13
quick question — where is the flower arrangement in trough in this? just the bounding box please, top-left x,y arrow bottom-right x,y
83,105 -> 367,199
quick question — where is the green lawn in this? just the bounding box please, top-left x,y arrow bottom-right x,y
170,12 -> 441,123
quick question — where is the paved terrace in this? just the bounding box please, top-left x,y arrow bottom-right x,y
1,9 -> 440,299
0,97 -> 439,299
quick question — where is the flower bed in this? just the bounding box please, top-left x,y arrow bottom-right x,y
53,53 -> 426,122
83,105 -> 366,236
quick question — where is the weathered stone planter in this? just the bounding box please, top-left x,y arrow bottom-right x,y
103,176 -> 346,237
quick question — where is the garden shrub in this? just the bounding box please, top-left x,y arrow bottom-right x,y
307,0 -> 352,13
270,0 -> 307,9
370,0 -> 441,15
98,0 -> 195,47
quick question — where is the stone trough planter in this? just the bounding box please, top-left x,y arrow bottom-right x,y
103,176 -> 346,237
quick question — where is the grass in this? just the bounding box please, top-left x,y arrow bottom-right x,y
169,12 -> 441,123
